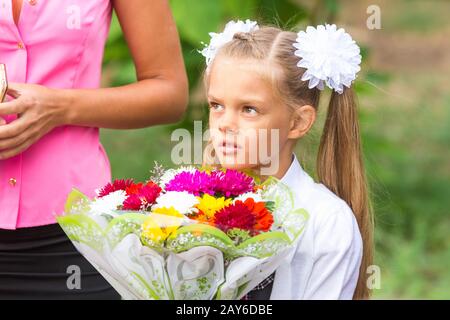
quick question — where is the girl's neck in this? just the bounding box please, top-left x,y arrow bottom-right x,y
252,146 -> 295,182
267,149 -> 294,180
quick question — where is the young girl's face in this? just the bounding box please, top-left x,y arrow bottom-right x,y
207,56 -> 294,175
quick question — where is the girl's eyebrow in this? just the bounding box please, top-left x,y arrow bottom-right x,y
235,96 -> 266,106
207,95 -> 222,102
208,94 -> 266,105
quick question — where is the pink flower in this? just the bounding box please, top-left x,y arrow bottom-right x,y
211,170 -> 255,197
165,169 -> 255,198
164,170 -> 215,196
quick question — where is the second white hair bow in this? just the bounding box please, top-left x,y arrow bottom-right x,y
294,24 -> 362,94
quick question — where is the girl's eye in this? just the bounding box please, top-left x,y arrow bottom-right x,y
209,103 -> 224,112
243,106 -> 258,115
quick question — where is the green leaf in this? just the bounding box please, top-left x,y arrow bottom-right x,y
170,0 -> 224,46
226,228 -> 252,245
223,0 -> 258,19
259,0 -> 307,27
324,0 -> 340,15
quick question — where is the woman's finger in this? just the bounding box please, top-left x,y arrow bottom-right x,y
0,115 -> 30,139
6,82 -> 25,99
0,122 -> 34,150
0,98 -> 26,116
0,135 -> 35,160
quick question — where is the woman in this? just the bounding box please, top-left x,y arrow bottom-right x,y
0,0 -> 188,299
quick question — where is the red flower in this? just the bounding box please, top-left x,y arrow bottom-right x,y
122,194 -> 143,211
122,181 -> 162,211
98,179 -> 134,198
213,199 -> 274,235
213,201 -> 256,233
139,182 -> 162,203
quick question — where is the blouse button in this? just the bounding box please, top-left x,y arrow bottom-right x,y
28,0 -> 37,6
9,178 -> 17,186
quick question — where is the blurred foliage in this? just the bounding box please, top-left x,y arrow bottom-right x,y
100,0 -> 450,299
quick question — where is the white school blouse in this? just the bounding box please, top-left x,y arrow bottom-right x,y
270,154 -> 363,300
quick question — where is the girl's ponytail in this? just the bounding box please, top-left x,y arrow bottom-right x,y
317,88 -> 374,300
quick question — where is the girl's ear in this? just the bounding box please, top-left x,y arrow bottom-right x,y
288,105 -> 316,139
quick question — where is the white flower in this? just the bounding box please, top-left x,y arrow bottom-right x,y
200,19 -> 259,66
89,190 -> 127,216
159,166 -> 198,188
293,24 -> 361,94
153,191 -> 199,215
233,190 -> 264,204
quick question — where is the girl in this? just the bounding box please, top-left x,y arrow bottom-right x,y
201,21 -> 373,300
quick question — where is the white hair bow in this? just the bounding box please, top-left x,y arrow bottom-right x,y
294,24 -> 362,94
199,19 -> 259,67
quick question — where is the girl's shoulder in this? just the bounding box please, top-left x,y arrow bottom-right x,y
284,158 -> 353,220
283,155 -> 362,265
282,155 -> 360,236
304,182 -> 357,228
286,161 -> 360,241
297,179 -> 363,258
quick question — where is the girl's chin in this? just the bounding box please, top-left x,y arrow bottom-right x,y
217,155 -> 259,171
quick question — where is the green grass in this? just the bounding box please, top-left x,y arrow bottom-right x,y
100,126 -> 175,181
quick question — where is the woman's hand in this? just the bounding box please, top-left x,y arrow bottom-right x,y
0,83 -> 68,159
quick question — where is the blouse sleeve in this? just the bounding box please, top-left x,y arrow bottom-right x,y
302,202 -> 363,299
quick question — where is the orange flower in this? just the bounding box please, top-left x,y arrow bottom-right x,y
190,211 -> 214,226
242,198 -> 274,232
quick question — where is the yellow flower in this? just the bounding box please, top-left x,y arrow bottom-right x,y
142,216 -> 166,243
195,194 -> 231,218
142,207 -> 184,243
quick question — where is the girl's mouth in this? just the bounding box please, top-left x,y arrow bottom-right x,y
218,141 -> 241,155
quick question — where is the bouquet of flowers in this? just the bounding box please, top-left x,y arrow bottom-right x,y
56,166 -> 309,300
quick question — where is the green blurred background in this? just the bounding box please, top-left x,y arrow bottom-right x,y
100,0 -> 450,299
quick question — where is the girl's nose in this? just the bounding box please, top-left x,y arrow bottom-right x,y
218,111 -> 239,134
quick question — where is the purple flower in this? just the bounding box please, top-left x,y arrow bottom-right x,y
211,169 -> 255,197
164,170 -> 215,196
164,168 -> 255,198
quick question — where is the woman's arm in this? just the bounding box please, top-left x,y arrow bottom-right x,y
63,0 -> 189,129
0,0 -> 188,159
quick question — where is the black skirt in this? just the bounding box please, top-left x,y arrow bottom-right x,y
0,223 -> 120,300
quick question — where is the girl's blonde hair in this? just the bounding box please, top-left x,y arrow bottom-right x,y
204,26 -> 374,299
